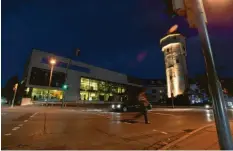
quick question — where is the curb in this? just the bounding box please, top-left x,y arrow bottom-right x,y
160,123 -> 215,150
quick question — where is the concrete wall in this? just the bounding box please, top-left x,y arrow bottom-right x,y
161,34 -> 188,98
26,49 -> 141,101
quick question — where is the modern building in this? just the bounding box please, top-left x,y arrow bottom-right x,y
160,33 -> 189,98
25,49 -> 144,103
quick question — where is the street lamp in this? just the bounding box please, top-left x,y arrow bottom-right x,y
47,58 -> 56,102
49,58 -> 56,87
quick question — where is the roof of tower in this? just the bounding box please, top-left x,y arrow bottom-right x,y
160,32 -> 185,44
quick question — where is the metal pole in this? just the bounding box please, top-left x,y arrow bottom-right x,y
62,59 -> 71,108
194,0 -> 233,149
170,75 -> 174,108
49,65 -> 54,87
47,65 -> 54,104
11,85 -> 18,108
171,92 -> 174,108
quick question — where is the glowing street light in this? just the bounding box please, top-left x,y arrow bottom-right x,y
49,58 -> 56,65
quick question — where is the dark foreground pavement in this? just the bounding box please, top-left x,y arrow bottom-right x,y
163,122 -> 233,150
2,106 -> 233,150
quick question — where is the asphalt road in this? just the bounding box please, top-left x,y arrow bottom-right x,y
2,106 -> 233,150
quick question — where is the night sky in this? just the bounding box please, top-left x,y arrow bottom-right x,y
2,0 -> 233,87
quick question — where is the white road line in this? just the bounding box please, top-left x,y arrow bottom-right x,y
12,127 -> 20,131
18,124 -> 23,127
152,129 -> 168,135
151,112 -> 177,117
30,112 -> 39,118
161,131 -> 168,135
24,120 -> 28,122
4,133 -> 11,136
91,113 -> 111,119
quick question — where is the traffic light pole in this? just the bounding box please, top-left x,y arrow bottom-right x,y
62,59 -> 71,108
193,0 -> 233,149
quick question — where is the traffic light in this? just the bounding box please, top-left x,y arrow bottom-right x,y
62,84 -> 69,90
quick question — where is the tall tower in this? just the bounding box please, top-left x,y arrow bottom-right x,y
160,31 -> 188,98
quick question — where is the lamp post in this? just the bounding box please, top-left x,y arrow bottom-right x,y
47,58 -> 56,103
193,0 -> 233,149
167,0 -> 233,149
11,83 -> 18,107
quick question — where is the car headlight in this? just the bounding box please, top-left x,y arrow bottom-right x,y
205,105 -> 210,109
112,105 -> 115,109
117,104 -> 121,108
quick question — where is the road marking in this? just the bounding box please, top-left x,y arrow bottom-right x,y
12,127 -> 20,131
1,113 -> 7,116
18,124 -> 23,127
31,112 -> 38,117
161,131 -> 168,135
24,120 -> 28,122
4,133 -> 11,136
151,112 -> 177,117
91,112 -> 111,119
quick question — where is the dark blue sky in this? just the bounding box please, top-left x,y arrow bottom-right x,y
2,0 -> 233,86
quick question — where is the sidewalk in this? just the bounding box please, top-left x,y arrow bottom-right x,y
162,121 -> 233,150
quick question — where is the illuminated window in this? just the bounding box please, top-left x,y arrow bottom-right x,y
31,88 -> 63,101
80,91 -> 89,101
80,77 -> 90,90
79,77 -> 126,102
90,79 -> 98,91
89,92 -> 99,101
122,88 -> 125,93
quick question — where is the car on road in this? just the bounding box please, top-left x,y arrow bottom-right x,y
111,101 -> 152,112
1,97 -> 8,104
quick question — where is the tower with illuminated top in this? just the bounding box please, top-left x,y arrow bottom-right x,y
160,25 -> 188,98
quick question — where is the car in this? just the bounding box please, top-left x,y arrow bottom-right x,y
111,101 -> 152,112
1,97 -> 8,104
204,104 -> 212,109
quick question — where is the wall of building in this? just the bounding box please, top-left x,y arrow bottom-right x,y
146,86 -> 167,103
25,49 -> 141,101
161,34 -> 188,98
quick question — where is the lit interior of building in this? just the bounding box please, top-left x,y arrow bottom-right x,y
31,88 -> 63,101
80,77 -> 126,102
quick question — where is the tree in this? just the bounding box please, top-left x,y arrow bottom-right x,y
3,76 -> 19,105
221,79 -> 233,96
195,74 -> 209,95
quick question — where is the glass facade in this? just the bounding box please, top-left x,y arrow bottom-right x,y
80,77 -> 126,102
31,88 -> 63,101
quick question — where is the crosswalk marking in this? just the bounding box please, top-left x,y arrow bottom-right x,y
1,113 -> 7,116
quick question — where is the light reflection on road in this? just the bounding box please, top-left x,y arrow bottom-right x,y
205,110 -> 214,122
